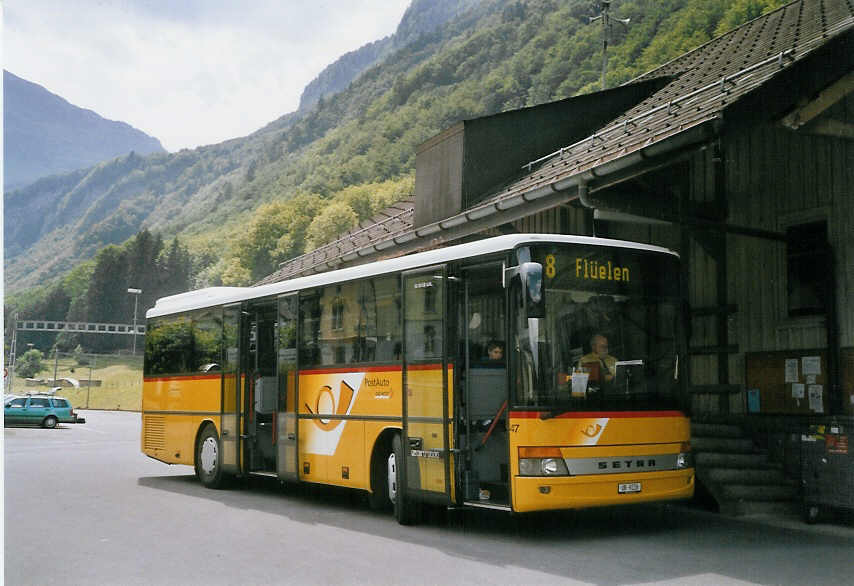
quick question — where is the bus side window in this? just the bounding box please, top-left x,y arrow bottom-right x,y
299,291 -> 323,367
368,275 -> 401,363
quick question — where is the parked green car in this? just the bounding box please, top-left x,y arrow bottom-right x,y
4,393 -> 85,428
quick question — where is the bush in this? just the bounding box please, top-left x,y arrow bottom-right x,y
16,349 -> 46,379
73,344 -> 90,366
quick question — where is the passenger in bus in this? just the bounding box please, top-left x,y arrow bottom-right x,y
486,340 -> 504,363
579,334 -> 617,383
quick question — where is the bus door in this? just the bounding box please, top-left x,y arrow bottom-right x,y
243,299 -> 278,474
221,303 -> 242,475
402,266 -> 452,504
276,293 -> 299,482
461,263 -> 509,506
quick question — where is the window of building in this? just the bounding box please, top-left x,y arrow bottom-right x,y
331,297 -> 345,331
786,221 -> 830,318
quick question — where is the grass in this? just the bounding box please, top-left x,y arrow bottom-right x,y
8,354 -> 143,411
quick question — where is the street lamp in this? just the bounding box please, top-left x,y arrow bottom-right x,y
128,288 -> 142,355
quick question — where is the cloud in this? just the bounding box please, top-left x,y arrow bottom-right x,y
4,0 -> 411,150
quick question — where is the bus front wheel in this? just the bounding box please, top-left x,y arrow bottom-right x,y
391,433 -> 420,525
367,441 -> 391,510
195,425 -> 225,489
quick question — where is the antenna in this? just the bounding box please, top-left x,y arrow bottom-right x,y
588,1 -> 630,91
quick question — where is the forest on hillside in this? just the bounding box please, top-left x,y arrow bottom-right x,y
5,0 -> 788,353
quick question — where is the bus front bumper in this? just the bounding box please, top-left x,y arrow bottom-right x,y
512,468 -> 694,513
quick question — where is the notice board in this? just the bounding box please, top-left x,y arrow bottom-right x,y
745,350 -> 828,415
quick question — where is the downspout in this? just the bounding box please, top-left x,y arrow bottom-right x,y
577,181 -> 597,237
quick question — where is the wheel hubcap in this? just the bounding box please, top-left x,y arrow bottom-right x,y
200,437 -> 218,474
387,452 -> 397,504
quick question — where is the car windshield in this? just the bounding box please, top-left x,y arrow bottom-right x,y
510,243 -> 681,411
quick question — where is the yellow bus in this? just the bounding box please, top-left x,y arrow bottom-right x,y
142,234 -> 694,524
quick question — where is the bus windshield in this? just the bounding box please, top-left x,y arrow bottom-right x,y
511,243 -> 681,411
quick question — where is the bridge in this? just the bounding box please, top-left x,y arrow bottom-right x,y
15,320 -> 145,336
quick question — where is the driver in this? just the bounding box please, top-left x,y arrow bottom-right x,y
578,334 -> 617,383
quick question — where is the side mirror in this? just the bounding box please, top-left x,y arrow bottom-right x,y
519,262 -> 545,319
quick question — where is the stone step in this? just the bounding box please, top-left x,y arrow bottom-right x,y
720,483 -> 798,502
691,436 -> 757,454
704,467 -> 795,486
695,452 -> 778,469
692,422 -> 745,438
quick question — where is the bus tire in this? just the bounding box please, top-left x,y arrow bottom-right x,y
367,440 -> 390,510
391,433 -> 420,525
195,424 -> 225,489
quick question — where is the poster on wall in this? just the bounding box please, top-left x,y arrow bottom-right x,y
792,383 -> 805,399
802,356 -> 821,376
808,385 -> 823,412
785,359 -> 799,383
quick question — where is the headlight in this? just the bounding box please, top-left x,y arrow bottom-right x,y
542,458 -> 560,474
519,455 -> 569,476
519,458 -> 540,476
676,452 -> 693,469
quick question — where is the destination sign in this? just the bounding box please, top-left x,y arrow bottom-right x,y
574,258 -> 629,282
527,244 -> 679,298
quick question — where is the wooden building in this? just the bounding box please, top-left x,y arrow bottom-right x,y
262,1 -> 854,513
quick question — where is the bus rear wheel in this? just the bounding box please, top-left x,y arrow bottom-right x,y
195,425 -> 225,489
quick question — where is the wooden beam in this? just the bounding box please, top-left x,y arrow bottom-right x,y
780,71 -> 854,130
688,344 -> 739,356
801,118 -> 854,140
688,384 -> 742,395
690,304 -> 738,317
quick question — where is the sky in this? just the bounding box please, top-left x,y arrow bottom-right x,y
3,0 -> 412,151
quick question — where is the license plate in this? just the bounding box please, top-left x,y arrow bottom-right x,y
618,482 -> 642,494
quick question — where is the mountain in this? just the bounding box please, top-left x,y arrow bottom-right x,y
298,0 -> 481,111
3,70 -> 165,190
4,0 -> 789,296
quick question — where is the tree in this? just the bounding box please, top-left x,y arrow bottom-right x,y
73,344 -> 90,366
159,237 -> 192,296
305,201 -> 358,252
84,245 -> 129,352
126,229 -> 164,312
16,349 -> 46,379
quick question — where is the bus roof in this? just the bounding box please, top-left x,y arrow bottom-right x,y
147,234 -> 677,318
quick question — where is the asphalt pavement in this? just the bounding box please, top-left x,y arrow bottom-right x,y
5,410 -> 853,585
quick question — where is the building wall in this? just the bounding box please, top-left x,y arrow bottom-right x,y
725,110 -> 854,364
722,96 -> 854,415
584,95 -> 853,415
